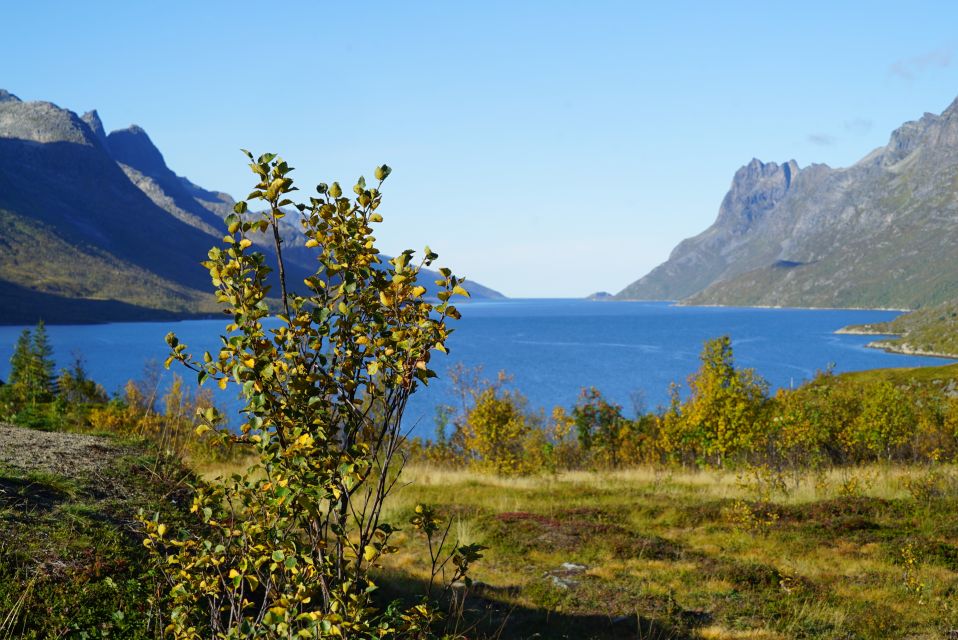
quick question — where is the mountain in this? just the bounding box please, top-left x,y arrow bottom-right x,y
617,97 -> 958,309
0,91 -> 502,324
97,122 -> 504,301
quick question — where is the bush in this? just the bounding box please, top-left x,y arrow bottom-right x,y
141,153 -> 475,638
657,336 -> 769,467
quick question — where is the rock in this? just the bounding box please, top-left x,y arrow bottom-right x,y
81,109 -> 108,146
543,562 -> 589,589
615,94 -> 958,309
548,575 -> 576,589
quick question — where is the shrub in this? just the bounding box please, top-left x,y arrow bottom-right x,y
851,380 -> 917,461
658,336 -> 769,467
572,387 -> 632,468
460,375 -> 534,475
141,153 -> 474,637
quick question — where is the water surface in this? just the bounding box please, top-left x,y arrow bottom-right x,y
0,300 -> 950,438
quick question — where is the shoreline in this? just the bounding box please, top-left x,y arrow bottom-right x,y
603,298 -> 914,313
863,339 -> 958,361
833,326 -> 898,336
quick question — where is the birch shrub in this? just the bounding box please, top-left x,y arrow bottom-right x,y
141,152 -> 476,638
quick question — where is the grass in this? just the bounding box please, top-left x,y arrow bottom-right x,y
374,464 -> 958,639
0,434 -> 194,639
6,429 -> 958,639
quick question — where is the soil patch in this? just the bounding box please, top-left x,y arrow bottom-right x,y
0,422 -> 127,478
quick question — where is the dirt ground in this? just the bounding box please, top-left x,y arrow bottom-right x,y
0,422 -> 127,477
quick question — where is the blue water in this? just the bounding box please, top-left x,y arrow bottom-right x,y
0,300 -> 952,438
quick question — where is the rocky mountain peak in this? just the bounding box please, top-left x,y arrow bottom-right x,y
716,158 -> 800,232
0,89 -> 20,103
0,96 -> 98,146
81,110 -> 108,146
881,98 -> 958,166
106,125 -> 169,177
616,92 -> 958,309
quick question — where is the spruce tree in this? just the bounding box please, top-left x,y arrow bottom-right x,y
8,328 -> 33,405
7,322 -> 57,406
31,320 -> 56,400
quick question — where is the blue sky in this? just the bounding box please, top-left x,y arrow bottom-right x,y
5,1 -> 958,297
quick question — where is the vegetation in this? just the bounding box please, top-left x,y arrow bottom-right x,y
141,153 -> 479,638
412,336 -> 958,474
0,208 -> 219,324
0,424 -> 196,638
381,463 -> 958,640
842,298 -> 958,357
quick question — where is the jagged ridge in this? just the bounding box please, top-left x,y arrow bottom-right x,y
0,90 -> 502,324
617,97 -> 958,309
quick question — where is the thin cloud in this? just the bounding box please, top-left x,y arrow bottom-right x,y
843,118 -> 873,134
889,46 -> 952,81
807,133 -> 837,146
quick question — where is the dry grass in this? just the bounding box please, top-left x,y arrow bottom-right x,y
376,463 -> 958,639
178,453 -> 958,638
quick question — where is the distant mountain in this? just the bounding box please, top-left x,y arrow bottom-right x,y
617,97 -> 958,309
0,90 -> 502,324
98,121 -> 504,301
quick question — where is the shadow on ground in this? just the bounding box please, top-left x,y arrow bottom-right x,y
376,572 -> 698,640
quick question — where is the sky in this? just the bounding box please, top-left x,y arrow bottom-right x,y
4,1 -> 958,297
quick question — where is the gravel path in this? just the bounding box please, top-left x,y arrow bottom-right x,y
0,422 -> 127,477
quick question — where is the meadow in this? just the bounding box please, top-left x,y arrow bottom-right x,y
370,463 -> 958,639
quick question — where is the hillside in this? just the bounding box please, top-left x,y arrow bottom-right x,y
617,97 -> 958,309
0,90 -> 502,324
839,299 -> 958,358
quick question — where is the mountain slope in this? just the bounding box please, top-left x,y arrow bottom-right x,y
0,93 -> 220,306
0,90 -> 502,323
102,127 -> 504,301
617,97 -> 958,309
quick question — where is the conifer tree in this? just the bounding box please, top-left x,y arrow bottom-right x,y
31,320 -> 56,400
8,329 -> 34,406
7,322 -> 57,406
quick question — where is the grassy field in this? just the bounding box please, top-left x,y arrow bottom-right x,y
6,423 -> 958,639
373,464 -> 958,640
0,423 -> 194,639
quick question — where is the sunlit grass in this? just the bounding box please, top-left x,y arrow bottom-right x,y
176,452 -> 958,637
373,463 -> 958,638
